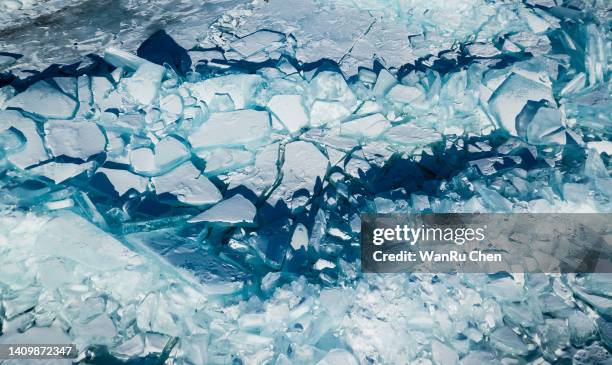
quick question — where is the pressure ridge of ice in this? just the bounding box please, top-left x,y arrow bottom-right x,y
0,0 -> 611,364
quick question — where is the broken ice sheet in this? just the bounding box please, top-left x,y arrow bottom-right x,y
0,0 -> 611,363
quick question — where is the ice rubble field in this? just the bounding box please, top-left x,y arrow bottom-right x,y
0,0 -> 611,363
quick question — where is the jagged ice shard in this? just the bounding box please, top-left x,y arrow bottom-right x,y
0,0 -> 611,364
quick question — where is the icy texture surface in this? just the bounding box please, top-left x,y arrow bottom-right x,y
0,0 -> 611,364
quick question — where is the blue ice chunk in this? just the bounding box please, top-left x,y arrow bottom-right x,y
33,211 -> 142,271
230,30 -> 285,58
568,311 -> 597,347
104,47 -> 147,71
124,62 -> 165,105
489,73 -> 554,136
387,84 -> 424,104
30,161 -> 94,184
290,223 -> 309,251
226,142 -> 279,198
208,93 -> 235,112
316,349 -> 358,365
129,147 -> 156,175
97,167 -> 149,196
268,140 -> 328,210
198,147 -> 253,174
525,106 -> 566,145
584,149 -> 608,179
188,194 -> 256,226
309,100 -> 351,127
372,69 -> 397,97
7,81 -> 76,119
0,110 -> 48,169
490,326 -> 530,356
267,94 -> 309,133
247,219 -> 292,270
159,93 -> 183,115
309,71 -> 357,108
154,136 -> 190,172
44,120 -> 106,159
152,161 -> 222,205
341,113 -> 391,138
188,110 -> 270,149
431,340 -> 458,365
53,77 -> 77,97
189,74 -> 263,109
125,230 -> 251,295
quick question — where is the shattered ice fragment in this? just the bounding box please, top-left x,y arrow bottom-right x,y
584,149 -> 608,179
160,94 -> 183,115
268,94 -> 309,133
152,161 -> 222,205
0,110 -> 48,169
373,69 -> 397,97
431,340 -> 458,365
129,147 -> 156,175
310,71 -> 357,107
230,30 -> 285,58
310,100 -> 351,126
341,113 -> 391,138
154,136 -> 190,172
189,74 -> 263,109
466,42 -> 501,57
7,81 -> 76,119
104,47 -> 147,70
30,161 -> 94,183
460,351 -> 498,365
520,8 -> 551,34
290,223 -> 308,250
199,148 -> 253,174
384,123 -> 441,146
387,84 -> 424,104
489,72 -> 554,136
125,62 -> 165,105
525,106 -> 566,145
316,349 -> 358,365
97,168 -> 149,196
44,120 -> 106,159
490,326 -> 530,356
226,142 -> 279,198
188,194 -> 256,226
568,311 -> 597,347
209,93 -> 236,112
53,77 -> 77,97
189,110 -> 270,149
34,211 -> 142,270
268,141 -> 328,210
72,314 -> 117,346
313,258 -> 335,271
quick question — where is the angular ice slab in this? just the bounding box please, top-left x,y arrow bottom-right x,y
44,120 -> 106,159
6,81 -> 76,119
267,94 -> 309,133
188,74 -> 263,109
34,211 -> 142,270
488,73 -> 554,136
268,141 -> 328,210
124,62 -> 165,105
30,161 -> 94,183
97,168 -> 149,196
188,194 -> 256,225
189,110 -> 270,149
0,110 -> 48,169
152,161 -> 221,205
